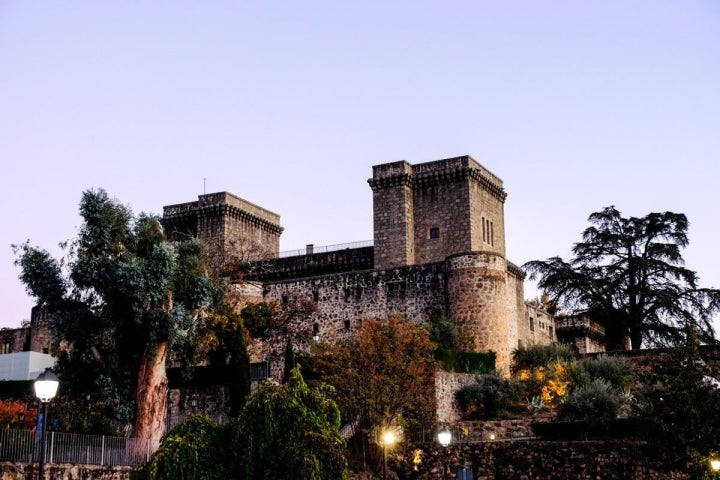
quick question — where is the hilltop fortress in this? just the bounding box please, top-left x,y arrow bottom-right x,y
2,155 -> 602,382
161,155 -> 572,377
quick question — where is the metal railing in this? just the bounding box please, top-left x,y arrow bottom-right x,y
0,429 -> 155,466
279,240 -> 373,258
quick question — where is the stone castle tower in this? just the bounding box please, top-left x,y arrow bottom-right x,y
162,191 -> 283,261
368,156 -> 523,370
369,156 -> 506,268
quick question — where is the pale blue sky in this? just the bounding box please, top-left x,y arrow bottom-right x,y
1,1 -> 719,330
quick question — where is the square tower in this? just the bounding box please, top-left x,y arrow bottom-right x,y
369,155 -> 507,269
162,192 -> 283,261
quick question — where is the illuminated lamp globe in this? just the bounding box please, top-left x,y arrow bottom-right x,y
34,368 -> 59,403
437,425 -> 452,447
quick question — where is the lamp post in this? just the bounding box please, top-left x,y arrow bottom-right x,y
190,393 -> 199,413
381,429 -> 396,480
34,368 -> 59,480
437,425 -> 452,480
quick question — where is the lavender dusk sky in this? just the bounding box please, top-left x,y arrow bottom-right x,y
1,2 -> 718,331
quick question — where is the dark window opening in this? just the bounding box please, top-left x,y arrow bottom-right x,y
312,290 -> 319,302
343,320 -> 351,330
251,362 -> 269,379
281,294 -> 288,305
529,317 -> 535,332
313,323 -> 320,334
429,227 -> 440,239
344,287 -> 352,302
355,286 -> 363,300
387,281 -> 406,301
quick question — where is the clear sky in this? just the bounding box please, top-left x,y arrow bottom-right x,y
1,1 -> 719,330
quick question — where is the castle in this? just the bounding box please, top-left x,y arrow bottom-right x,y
2,155 -> 604,383
162,155 -> 562,377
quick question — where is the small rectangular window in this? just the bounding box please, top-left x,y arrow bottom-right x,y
2,342 -> 10,354
429,228 -> 440,239
529,317 -> 535,332
343,320 -> 351,330
250,362 -> 269,379
313,323 -> 320,334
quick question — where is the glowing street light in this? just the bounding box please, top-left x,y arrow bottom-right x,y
34,368 -> 59,480
380,429 -> 396,480
437,426 -> 452,480
711,458 -> 720,477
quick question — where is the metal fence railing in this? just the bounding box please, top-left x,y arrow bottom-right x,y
0,429 -> 156,466
279,240 -> 373,258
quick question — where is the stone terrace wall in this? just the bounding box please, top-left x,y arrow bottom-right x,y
390,440 -> 688,479
0,462 -> 132,480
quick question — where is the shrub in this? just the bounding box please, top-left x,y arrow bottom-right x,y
435,347 -> 495,374
146,414 -> 228,480
516,359 -> 574,407
511,343 -> 576,374
558,378 -> 620,424
428,313 -> 459,349
574,355 -> 634,390
456,373 -> 524,419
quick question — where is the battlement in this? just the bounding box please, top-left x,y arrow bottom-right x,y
369,155 -> 506,201
162,192 -> 283,260
369,155 -> 508,269
244,246 -> 374,282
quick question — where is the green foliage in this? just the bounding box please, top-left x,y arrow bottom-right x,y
229,366 -> 348,480
144,415 -> 228,480
428,313 -> 459,349
434,347 -> 495,374
13,189 -> 216,435
511,343 -> 576,374
631,331 -> 720,468
141,369 -> 347,479
524,206 -> 720,349
558,378 -> 621,424
455,373 -> 524,419
240,302 -> 274,338
573,355 -> 634,391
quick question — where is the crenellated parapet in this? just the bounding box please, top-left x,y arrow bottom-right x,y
369,155 -> 509,270
162,192 -> 283,261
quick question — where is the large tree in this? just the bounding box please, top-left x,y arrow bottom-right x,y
524,206 -> 720,349
14,189 -> 215,446
309,315 -> 438,445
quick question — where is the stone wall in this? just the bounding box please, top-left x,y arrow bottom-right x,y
390,440 -> 688,479
0,462 -> 132,480
245,246 -> 374,282
0,325 -> 29,354
435,372 -> 477,424
521,302 -> 556,348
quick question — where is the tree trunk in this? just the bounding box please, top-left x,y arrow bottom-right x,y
134,340 -> 169,452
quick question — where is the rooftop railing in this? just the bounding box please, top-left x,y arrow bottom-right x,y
278,240 -> 373,258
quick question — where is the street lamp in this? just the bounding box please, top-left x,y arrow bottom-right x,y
190,393 -> 199,412
437,425 -> 452,480
711,458 -> 720,478
34,368 -> 59,480
381,429 -> 396,480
